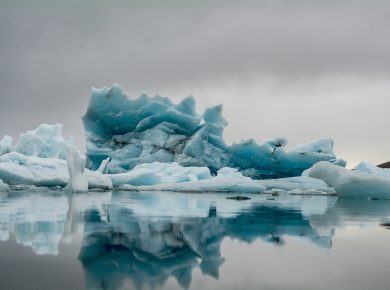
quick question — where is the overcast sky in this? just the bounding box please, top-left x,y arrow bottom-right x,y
0,0 -> 389,167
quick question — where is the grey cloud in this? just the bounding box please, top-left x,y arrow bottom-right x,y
0,1 -> 389,165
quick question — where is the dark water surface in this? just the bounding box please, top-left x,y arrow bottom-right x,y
1,190 -> 390,290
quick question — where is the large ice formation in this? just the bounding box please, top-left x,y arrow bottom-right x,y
0,124 -> 74,159
63,145 -> 88,193
82,84 -> 345,178
309,161 -> 390,199
0,131 -> 333,194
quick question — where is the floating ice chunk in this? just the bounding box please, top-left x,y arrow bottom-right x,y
0,152 -> 69,187
15,124 -> 74,159
0,179 -> 9,191
83,84 -> 344,178
109,162 -> 212,188
309,161 -> 390,199
0,152 -> 112,190
0,135 -> 13,156
259,176 -> 335,194
63,145 -> 88,193
354,161 -> 390,178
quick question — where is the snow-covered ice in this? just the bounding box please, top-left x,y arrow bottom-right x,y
309,161 -> 390,199
82,84 -> 345,178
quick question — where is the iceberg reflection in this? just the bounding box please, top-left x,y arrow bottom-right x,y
1,191 -> 390,289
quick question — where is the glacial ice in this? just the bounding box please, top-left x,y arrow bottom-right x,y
0,126 -> 331,193
63,145 -> 88,193
82,84 -> 345,178
109,162 -> 212,187
118,165 -> 267,193
309,161 -> 390,199
0,152 -> 112,190
6,84 -> 390,199
259,176 -> 335,195
112,161 -> 334,194
354,161 -> 390,178
11,124 -> 74,159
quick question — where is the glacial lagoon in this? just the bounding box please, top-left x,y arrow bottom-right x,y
0,190 -> 390,290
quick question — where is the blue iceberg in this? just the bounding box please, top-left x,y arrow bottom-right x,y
83,84 -> 345,178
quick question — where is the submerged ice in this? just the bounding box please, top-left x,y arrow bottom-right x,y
83,84 -> 345,179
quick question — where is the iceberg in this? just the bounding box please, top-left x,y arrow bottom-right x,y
308,161 -> 390,199
354,161 -> 390,178
0,152 -> 69,187
82,84 -> 345,178
0,144 -> 332,194
117,165 -> 267,193
0,124 -> 112,190
259,176 -> 335,195
111,161 -> 333,194
10,124 -> 73,159
0,152 -> 112,190
109,161 -> 212,188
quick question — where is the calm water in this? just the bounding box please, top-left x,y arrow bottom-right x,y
0,190 -> 390,290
